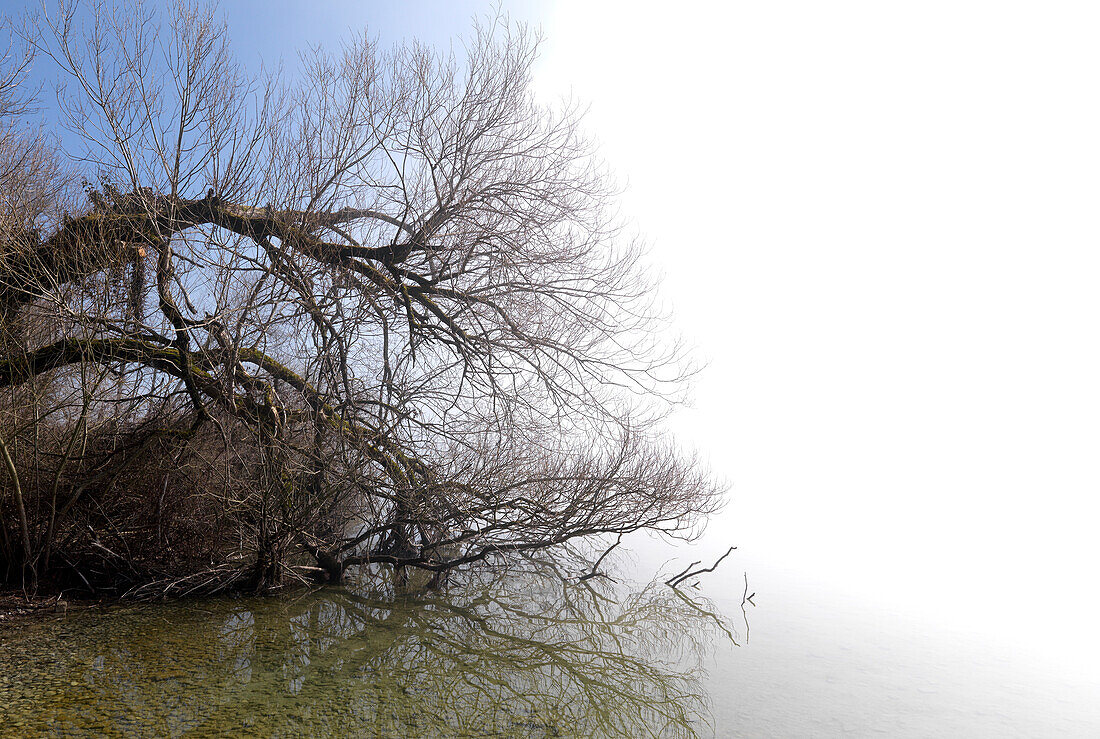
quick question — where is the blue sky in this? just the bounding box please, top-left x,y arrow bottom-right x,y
218,1 -> 550,69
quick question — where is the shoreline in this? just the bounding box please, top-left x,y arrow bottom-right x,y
0,590 -> 108,625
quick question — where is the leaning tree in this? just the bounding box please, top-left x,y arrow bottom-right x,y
0,0 -> 722,594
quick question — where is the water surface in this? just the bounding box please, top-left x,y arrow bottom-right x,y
0,566 -> 737,737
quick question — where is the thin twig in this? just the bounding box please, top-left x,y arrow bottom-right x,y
578,533 -> 622,582
666,546 -> 736,589
740,570 -> 752,644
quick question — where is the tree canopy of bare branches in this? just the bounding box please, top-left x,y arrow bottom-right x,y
0,0 -> 723,595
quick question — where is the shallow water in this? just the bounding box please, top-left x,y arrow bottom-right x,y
0,568 -> 736,737
5,557 -> 1098,738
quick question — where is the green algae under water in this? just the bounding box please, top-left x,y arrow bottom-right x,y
0,568 -> 736,737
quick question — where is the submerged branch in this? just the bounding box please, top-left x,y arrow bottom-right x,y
666,546 -> 737,589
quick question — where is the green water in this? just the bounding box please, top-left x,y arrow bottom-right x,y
0,567 -> 734,737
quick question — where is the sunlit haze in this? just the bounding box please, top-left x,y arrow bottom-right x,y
532,0 -> 1100,680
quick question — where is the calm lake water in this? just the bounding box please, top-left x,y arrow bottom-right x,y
2,556 -> 1098,737
0,563 -> 736,737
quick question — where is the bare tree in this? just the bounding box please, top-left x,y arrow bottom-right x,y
0,0 -> 723,594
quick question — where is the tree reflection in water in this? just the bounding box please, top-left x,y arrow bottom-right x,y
0,557 -> 740,737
